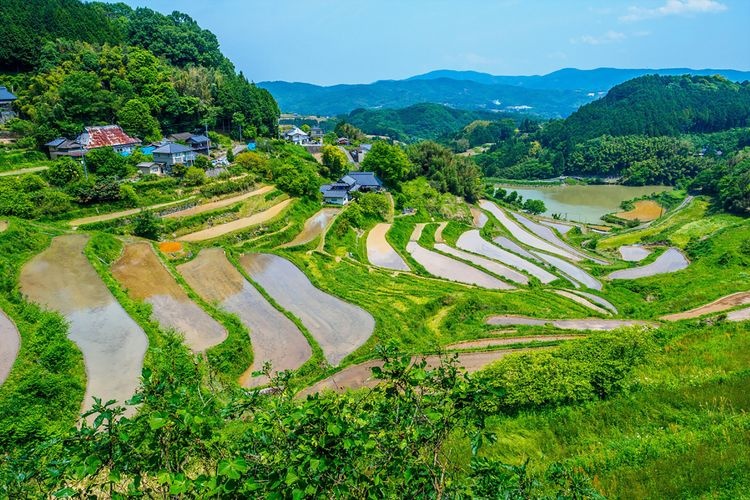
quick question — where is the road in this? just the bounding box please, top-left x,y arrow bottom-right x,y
0,166 -> 49,177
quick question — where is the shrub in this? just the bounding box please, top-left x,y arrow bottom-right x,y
183,167 -> 207,186
132,210 -> 161,240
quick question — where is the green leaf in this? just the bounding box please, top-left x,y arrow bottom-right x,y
52,487 -> 76,497
149,413 -> 168,430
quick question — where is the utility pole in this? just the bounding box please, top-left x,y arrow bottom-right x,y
79,128 -> 88,180
205,123 -> 209,156
239,123 -> 243,144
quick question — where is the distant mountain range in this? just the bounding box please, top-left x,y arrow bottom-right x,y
258,67 -> 750,118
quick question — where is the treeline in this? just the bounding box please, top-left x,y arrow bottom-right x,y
0,0 -> 279,144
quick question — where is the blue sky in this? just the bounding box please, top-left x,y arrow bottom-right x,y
109,0 -> 749,85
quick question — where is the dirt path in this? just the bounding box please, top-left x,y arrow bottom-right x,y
486,315 -> 655,331
0,166 -> 49,177
178,249 -> 311,386
366,223 -> 410,271
111,243 -> 227,352
661,291 -> 750,321
434,243 -> 525,285
434,222 -> 448,243
69,197 -> 194,227
554,290 -> 609,315
241,253 -> 374,366
281,207 -> 340,248
0,220 -> 7,232
178,199 -> 293,242
298,349 -> 529,396
164,186 -> 272,219
0,310 -> 20,387
410,223 -> 427,241
19,234 -> 148,417
607,247 -> 688,280
446,335 -> 581,350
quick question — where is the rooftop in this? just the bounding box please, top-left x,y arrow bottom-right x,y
79,125 -> 139,149
0,87 -> 17,102
153,143 -> 193,154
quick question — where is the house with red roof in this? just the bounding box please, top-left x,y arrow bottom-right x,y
45,125 -> 141,159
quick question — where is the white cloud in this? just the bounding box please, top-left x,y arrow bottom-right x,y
571,31 -> 627,45
621,0 -> 727,22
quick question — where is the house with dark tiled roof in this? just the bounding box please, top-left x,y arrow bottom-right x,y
167,132 -> 211,155
319,171 -> 384,205
0,87 -> 17,124
152,142 -> 195,169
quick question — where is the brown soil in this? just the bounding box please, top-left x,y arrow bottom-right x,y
471,208 -> 488,229
434,222 -> 448,243
177,199 -> 293,242
410,223 -> 427,241
299,349 -> 532,396
69,198 -> 193,227
486,315 -> 655,331
366,223 -> 410,271
661,291 -> 750,321
112,243 -> 227,352
0,220 -> 7,232
446,335 -> 581,350
615,200 -> 664,222
163,185 -> 272,219
0,310 -> 20,386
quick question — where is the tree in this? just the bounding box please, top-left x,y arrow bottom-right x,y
117,99 -> 161,142
46,157 -> 84,187
85,147 -> 130,178
300,124 -> 311,134
193,155 -> 211,170
226,148 -> 235,163
132,210 -> 161,239
183,167 -> 207,186
523,199 -> 546,215
119,184 -> 140,208
361,142 -> 412,186
320,145 -> 348,179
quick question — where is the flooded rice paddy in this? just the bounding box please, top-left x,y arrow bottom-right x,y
366,223 -> 410,271
446,335 -> 581,350
178,249 -> 311,386
240,253 -> 374,366
567,290 -> 618,314
178,198 -> 293,242
554,290 -> 609,315
511,212 -> 600,263
434,222 -> 448,243
540,220 -> 575,235
19,234 -> 148,415
471,208 -> 488,228
607,248 -> 688,280
457,230 -> 557,283
282,208 -> 340,247
480,201 -> 582,261
0,310 -> 19,386
434,243 -> 525,285
487,315 -> 654,330
661,291 -> 750,321
532,251 -> 602,290
111,243 -> 227,352
500,184 -> 671,223
406,241 -> 511,289
492,236 -> 537,260
727,307 -> 750,322
619,245 -> 652,262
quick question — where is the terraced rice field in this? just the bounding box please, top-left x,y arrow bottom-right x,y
178,249 -> 311,386
434,222 -> 448,243
492,236 -> 537,260
554,290 -> 609,315
615,200 -> 664,222
661,291 -> 750,321
566,290 -> 618,314
457,230 -> 557,283
299,349 -> 529,396
471,208 -> 488,228
433,243 -> 525,285
281,208 -> 340,247
480,200 -> 583,261
366,223 -> 410,271
407,241 -> 511,289
512,211 -> 603,263
540,220 -> 575,235
727,307 -> 750,322
532,251 -> 602,290
0,310 -> 19,386
111,243 -> 227,352
69,198 -> 193,227
164,185 -> 273,219
619,245 -> 651,262
240,253 -> 374,366
486,315 -> 654,331
607,247 -> 688,280
446,335 -> 581,350
19,235 -> 148,415
178,199 -> 293,242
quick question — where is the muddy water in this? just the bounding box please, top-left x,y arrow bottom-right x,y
434,243 -> 525,285
0,310 -> 19,386
366,223 -> 410,271
111,243 -> 226,352
178,249 -> 311,386
457,230 -> 557,283
178,198 -> 293,242
299,349 -> 527,396
407,242 -> 510,289
512,212 -> 606,264
19,235 -> 148,416
410,223 -> 427,241
502,184 -> 671,223
619,245 -> 651,262
471,208 -> 488,229
607,248 -> 688,280
282,208 -> 340,247
486,315 -> 653,330
728,307 -> 750,322
532,251 -> 602,290
554,290 -> 609,315
480,201 -> 583,262
662,291 -> 750,321
164,185 -> 273,219
240,253 -> 374,366
446,335 -> 581,350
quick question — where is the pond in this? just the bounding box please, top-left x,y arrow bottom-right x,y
499,184 -> 672,223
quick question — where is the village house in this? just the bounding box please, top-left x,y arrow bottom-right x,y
45,125 -> 141,159
152,142 -> 195,169
136,161 -> 166,176
319,171 -> 384,205
310,126 -> 324,140
167,132 -> 211,155
0,87 -> 17,124
283,126 -> 309,144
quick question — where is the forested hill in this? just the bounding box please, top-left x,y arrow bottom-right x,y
342,103 -> 522,142
0,0 -> 279,144
546,75 -> 750,144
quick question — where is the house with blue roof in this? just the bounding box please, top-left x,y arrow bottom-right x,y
152,143 -> 196,171
0,87 -> 18,123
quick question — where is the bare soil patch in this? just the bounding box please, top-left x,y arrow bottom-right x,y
615,200 -> 663,222
20,234 -> 148,417
446,335 -> 581,350
112,243 -> 226,352
0,220 -> 7,232
366,223 -> 410,271
178,198 -> 292,242
661,291 -> 750,321
434,222 -> 448,243
0,310 -> 20,387
164,185 -> 272,219
486,314 -> 655,331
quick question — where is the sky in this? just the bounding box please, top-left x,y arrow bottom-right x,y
108,0 -> 749,85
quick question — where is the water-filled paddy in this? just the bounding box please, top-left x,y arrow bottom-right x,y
434,243 -> 525,285
607,247 -> 688,280
282,207 -> 340,247
366,223 -> 410,271
240,253 -> 374,366
0,310 -> 19,386
486,315 -> 653,330
407,241 -> 511,289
